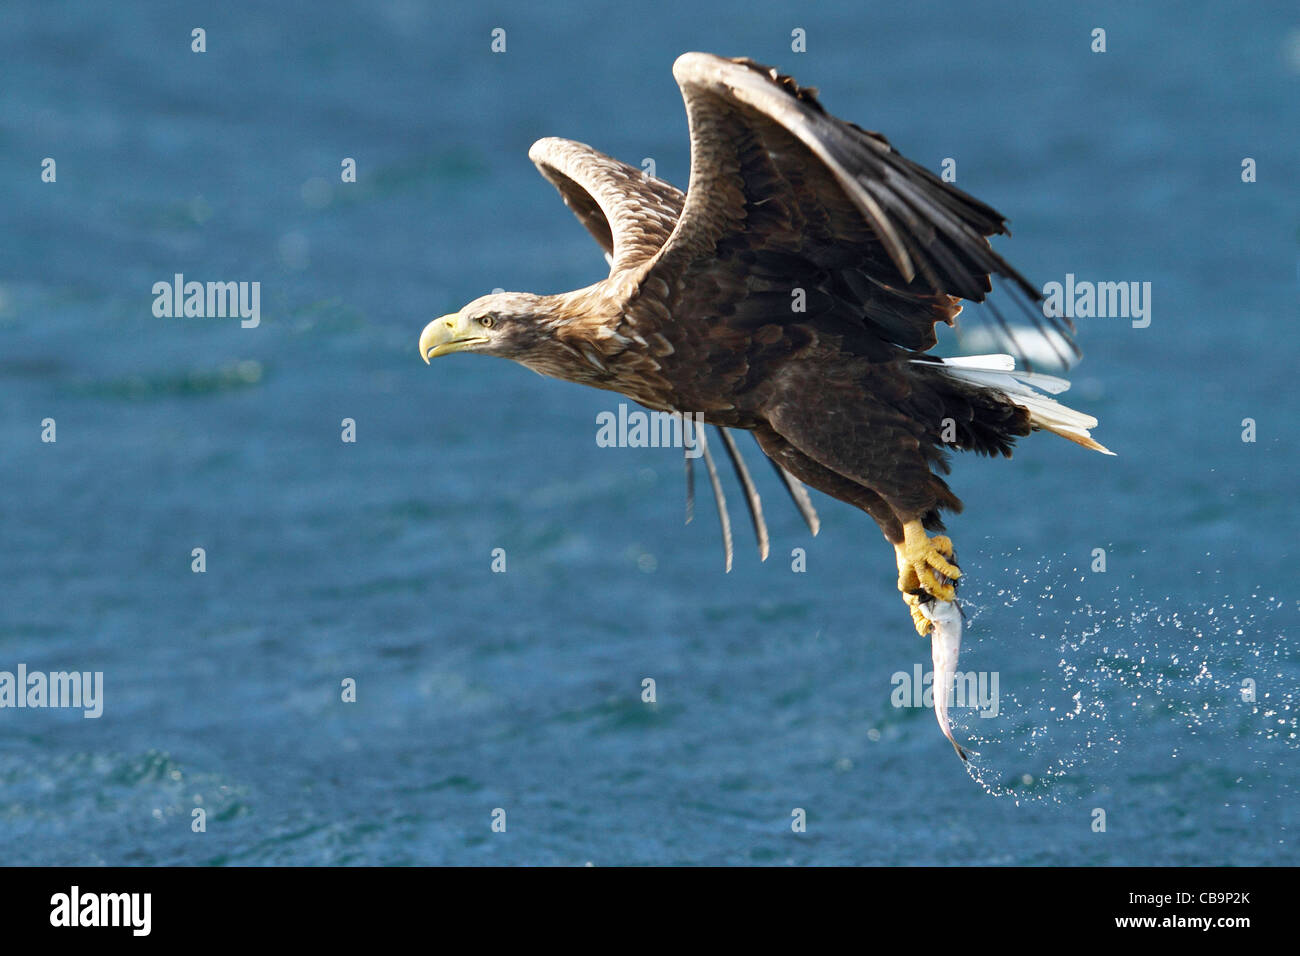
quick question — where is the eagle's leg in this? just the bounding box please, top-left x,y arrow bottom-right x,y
894,519 -> 959,612
752,426 -> 959,634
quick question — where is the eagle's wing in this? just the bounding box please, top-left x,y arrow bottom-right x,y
634,53 -> 1074,364
531,136 -> 819,567
528,137 -> 684,276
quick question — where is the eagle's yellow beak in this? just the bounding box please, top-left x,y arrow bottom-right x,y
419,313 -> 487,363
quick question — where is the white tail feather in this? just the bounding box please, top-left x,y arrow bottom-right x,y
922,354 -> 1114,455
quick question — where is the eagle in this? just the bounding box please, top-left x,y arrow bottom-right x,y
420,53 -> 1110,635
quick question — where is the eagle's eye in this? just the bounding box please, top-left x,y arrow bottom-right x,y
478,315 -> 495,329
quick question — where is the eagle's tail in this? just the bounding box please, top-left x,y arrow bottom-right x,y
925,354 -> 1114,456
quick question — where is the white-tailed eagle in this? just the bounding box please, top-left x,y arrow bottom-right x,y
420,53 -> 1109,635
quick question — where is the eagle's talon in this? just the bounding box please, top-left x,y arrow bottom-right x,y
902,590 -> 933,636
895,520 -> 960,603
917,564 -> 958,602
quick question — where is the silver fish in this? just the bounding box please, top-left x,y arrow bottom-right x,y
919,598 -> 974,761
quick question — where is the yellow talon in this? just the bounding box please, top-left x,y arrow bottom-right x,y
901,590 -> 933,636
894,520 -> 960,603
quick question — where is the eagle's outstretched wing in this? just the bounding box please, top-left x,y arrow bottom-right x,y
632,53 -> 1075,365
528,138 -> 684,276
529,135 -> 820,567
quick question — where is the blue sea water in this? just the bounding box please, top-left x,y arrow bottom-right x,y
0,0 -> 1296,865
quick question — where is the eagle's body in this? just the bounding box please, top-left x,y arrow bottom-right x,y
422,53 -> 1109,633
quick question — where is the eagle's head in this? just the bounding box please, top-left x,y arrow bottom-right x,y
420,288 -> 623,386
419,292 -> 553,364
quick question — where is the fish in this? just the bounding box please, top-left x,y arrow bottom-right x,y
918,597 -> 975,761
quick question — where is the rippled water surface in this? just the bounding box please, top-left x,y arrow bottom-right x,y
1,0 -> 1296,864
